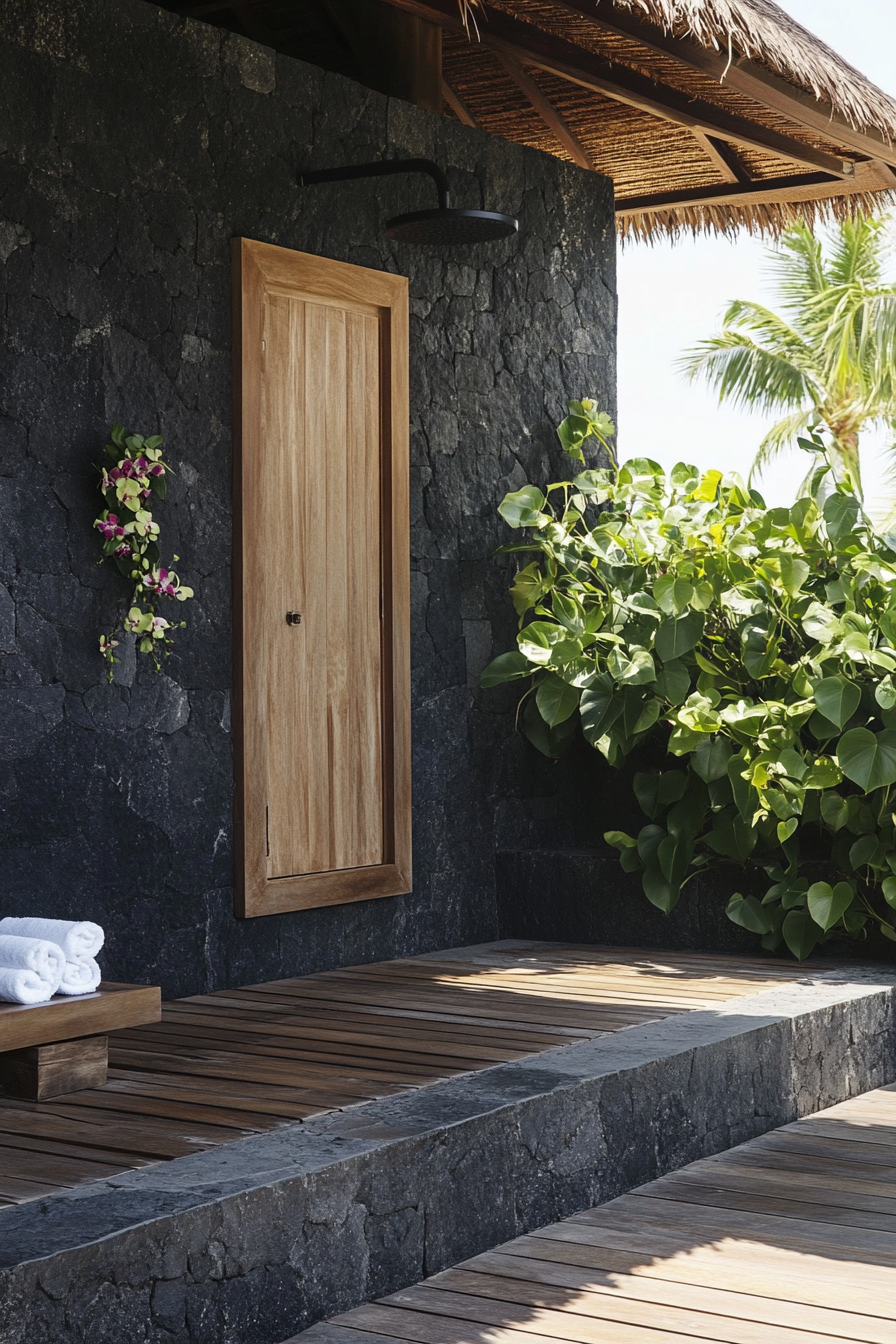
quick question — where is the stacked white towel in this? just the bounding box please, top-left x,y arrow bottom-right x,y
0,934 -> 66,1004
0,918 -> 104,996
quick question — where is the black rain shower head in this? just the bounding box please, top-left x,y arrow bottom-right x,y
299,158 -> 518,246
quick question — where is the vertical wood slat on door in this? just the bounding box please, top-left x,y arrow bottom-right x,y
233,240 -> 411,916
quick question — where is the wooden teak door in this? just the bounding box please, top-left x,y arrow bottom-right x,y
233,239 -> 411,916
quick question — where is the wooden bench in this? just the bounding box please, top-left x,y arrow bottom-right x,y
0,982 -> 161,1100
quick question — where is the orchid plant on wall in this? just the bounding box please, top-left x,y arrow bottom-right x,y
94,424 -> 193,678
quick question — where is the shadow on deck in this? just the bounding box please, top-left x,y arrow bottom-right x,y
0,940 -> 893,1344
301,1086 -> 896,1344
0,940 -> 809,1204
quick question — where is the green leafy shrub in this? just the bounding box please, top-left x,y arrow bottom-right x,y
481,399 -> 896,958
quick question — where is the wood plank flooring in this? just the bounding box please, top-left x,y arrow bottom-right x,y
0,941 -> 807,1207
295,1084 -> 896,1344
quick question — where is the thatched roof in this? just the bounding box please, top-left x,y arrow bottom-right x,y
621,0 -> 896,141
162,0 -> 896,238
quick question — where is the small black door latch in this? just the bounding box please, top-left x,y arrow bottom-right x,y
285,612 -> 303,626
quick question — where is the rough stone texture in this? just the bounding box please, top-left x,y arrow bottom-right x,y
0,0 -> 617,996
0,969 -> 893,1344
496,848 -> 896,962
496,847 -> 812,954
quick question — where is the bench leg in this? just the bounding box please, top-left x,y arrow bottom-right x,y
0,1035 -> 109,1100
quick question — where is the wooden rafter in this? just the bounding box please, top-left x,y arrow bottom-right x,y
617,173 -> 832,213
691,130 -> 739,184
550,0 -> 896,172
496,50 -> 596,171
382,0 -> 854,178
615,156 -> 896,214
442,76 -> 482,127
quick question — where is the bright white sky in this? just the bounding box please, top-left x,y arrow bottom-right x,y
616,0 -> 896,518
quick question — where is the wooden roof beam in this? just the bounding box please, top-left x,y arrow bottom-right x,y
381,0 -> 854,179
616,155 -> 895,218
500,42 -> 853,181
617,172 -> 836,214
442,76 -> 482,128
701,133 -> 752,185
550,0 -> 896,172
496,50 -> 597,171
691,131 -> 740,184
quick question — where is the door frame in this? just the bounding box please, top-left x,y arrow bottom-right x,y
231,237 -> 411,918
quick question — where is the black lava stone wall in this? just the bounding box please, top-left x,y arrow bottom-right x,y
0,0 -> 617,996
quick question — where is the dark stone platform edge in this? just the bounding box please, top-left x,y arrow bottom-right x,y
1,970 -> 894,1344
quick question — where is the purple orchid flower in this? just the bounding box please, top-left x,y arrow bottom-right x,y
95,513 -> 126,540
143,567 -> 179,598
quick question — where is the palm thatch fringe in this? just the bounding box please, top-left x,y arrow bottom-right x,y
618,187 -> 896,245
614,0 -> 896,141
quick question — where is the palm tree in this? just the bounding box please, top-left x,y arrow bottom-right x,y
679,217 -> 896,501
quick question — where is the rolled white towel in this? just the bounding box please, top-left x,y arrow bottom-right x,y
56,956 -> 101,996
0,917 -> 104,961
0,935 -> 66,1004
0,918 -> 104,996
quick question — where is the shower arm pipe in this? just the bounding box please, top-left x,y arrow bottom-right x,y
299,159 -> 451,210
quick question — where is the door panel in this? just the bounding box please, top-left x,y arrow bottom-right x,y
233,240 -> 410,916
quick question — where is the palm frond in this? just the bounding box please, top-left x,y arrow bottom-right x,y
765,224 -> 827,318
751,406 -> 816,478
827,216 -> 890,287
679,332 -> 814,413
719,299 -> 814,367
682,214 -> 896,508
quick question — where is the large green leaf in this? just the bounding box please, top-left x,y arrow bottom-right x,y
726,752 -> 754,821
741,618 -> 778,678
875,677 -> 896,711
727,894 -> 773,934
778,555 -> 810,596
812,675 -> 861,729
802,757 -> 842,790
655,660 -> 691,705
579,678 -> 624,747
517,621 -> 566,665
705,810 -> 756,861
782,908 -> 819,960
480,652 -> 532,688
637,824 -> 666,869
521,695 -> 577,757
657,834 -> 691,884
823,492 -> 861,543
509,562 -> 548,616
604,830 -> 637,851
535,674 -> 580,727
801,602 -> 840,645
655,611 -> 704,662
499,486 -> 546,528
807,881 -> 854,931
633,697 -> 662,735
608,646 -> 656,685
836,727 -> 896,792
633,770 -> 687,820
653,575 -> 694,616
691,469 -> 722,502
641,868 -> 680,913
820,790 -> 850,830
848,834 -> 886,870
692,736 -> 732,783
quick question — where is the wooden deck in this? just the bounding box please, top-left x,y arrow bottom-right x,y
0,941 -> 808,1206
302,1083 -> 896,1344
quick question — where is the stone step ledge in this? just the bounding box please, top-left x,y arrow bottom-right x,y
0,966 -> 894,1344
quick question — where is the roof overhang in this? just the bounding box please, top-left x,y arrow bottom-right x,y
164,0 -> 896,236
